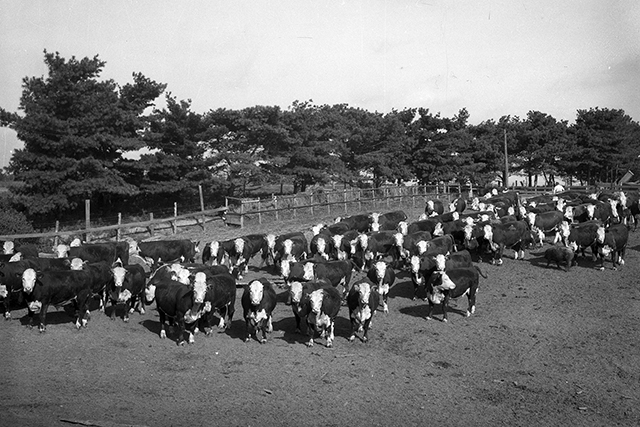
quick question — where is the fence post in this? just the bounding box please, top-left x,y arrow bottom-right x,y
149,213 -> 154,236
358,189 -> 362,211
274,197 -> 279,222
172,202 -> 178,234
116,213 -> 122,241
85,199 -> 91,243
54,221 -> 60,248
240,202 -> 244,228
293,196 -> 297,219
199,185 -> 206,231
258,200 -> 262,225
386,188 -> 390,208
343,190 -> 347,213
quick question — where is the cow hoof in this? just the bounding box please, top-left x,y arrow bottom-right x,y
363,337 -> 369,344
39,326 -> 46,333
123,317 -> 129,323
597,267 -> 605,271
140,308 -> 145,315
442,318 -> 448,323
178,340 -> 186,346
306,340 -> 314,348
259,338 -> 267,344
129,308 -> 135,314
326,340 -> 333,348
160,330 -> 167,339
465,311 -> 471,317
75,320 -> 82,329
470,306 -> 476,314
4,313 -> 11,320
348,335 -> 356,342
425,316 -> 432,321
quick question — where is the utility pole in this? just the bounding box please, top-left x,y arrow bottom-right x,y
503,129 -> 509,188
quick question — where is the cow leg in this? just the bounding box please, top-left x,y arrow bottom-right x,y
159,312 -> 167,339
348,317 -> 357,342
467,288 -> 477,316
382,293 -> 389,314
306,322 -> 316,347
425,300 -> 434,320
226,304 -> 234,329
110,299 -> 118,321
38,304 -> 49,332
326,320 -> 334,348
293,308 -> 302,334
441,295 -> 450,322
123,300 -> 131,323
244,318 -> 252,342
362,316 -> 374,343
176,319 -> 187,346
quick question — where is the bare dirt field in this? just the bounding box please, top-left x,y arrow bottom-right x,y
2,206 -> 640,427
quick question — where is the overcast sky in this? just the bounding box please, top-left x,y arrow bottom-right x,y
1,0 -> 639,168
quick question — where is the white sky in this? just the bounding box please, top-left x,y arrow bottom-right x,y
1,0 -> 640,168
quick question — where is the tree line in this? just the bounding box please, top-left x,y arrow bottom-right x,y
1,51 -> 640,228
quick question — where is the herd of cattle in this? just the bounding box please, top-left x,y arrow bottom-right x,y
0,187 -> 636,347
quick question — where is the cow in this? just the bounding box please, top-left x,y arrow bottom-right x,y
241,278 -> 277,343
310,232 -> 336,260
202,239 -> 235,267
332,230 -> 360,261
393,231 -> 433,263
481,221 -> 534,265
21,268 -> 94,332
55,242 -> 118,265
136,239 -> 200,267
199,273 -> 237,333
371,210 -> 408,231
449,196 -> 467,214
366,261 -> 395,313
355,231 -> 398,270
265,232 -> 307,266
405,218 -> 444,237
409,250 -> 473,301
425,199 -> 445,216
595,223 -> 629,270
289,279 -> 332,334
70,260 -> 113,313
333,214 -> 372,232
0,259 -> 41,319
562,220 -> 605,263
280,259 -> 316,288
227,234 -> 269,279
313,260 -> 356,298
305,286 -> 342,348
273,235 -> 308,265
107,264 -> 146,322
526,210 -> 565,246
347,279 -> 380,343
145,273 -> 209,345
544,246 -> 575,271
424,265 -> 486,322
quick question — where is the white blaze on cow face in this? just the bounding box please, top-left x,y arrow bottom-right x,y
568,241 -> 578,252
397,221 -> 408,235
564,206 -> 574,222
174,269 -> 191,285
370,222 -> 380,232
556,199 -> 566,212
370,212 -> 381,225
70,238 -> 82,247
280,259 -> 291,278
289,281 -> 303,304
22,268 -> 37,294
526,212 -> 537,227
464,224 -> 474,241
3,241 -> 14,254
418,213 -> 428,221
234,238 -> 245,258
596,226 -> 606,244
358,234 -> 369,251
559,221 -> 570,239
8,253 -> 21,262
145,284 -> 156,302
618,192 -> 627,208
608,199 -> 619,219
452,212 -> 460,221
356,282 -> 371,306
433,222 -> 444,236
309,289 -> 324,314
209,241 -> 220,264
434,254 -> 446,271
265,234 -> 276,251
426,201 -> 435,212
374,262 -> 386,284
70,258 -> 84,270
507,206 -> 515,216
0,285 -> 7,298
416,240 -> 428,255
586,204 -> 596,220
112,266 -> 127,287
55,244 -> 69,258
393,233 -> 404,250
284,239 -> 294,256
248,280 -> 264,306
303,263 -> 315,281
437,272 -> 456,290
483,224 -> 494,243
311,224 -> 324,236
316,237 -> 326,257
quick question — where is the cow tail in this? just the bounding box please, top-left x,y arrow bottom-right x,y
474,265 -> 488,278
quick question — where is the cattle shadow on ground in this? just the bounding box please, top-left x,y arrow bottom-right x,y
389,277 -> 423,301
273,314 -> 353,346
399,300 -> 469,321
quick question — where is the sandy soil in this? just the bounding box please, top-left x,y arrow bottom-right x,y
2,207 -> 639,427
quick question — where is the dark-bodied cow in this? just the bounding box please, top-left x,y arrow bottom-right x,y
371,210 -> 408,232
424,199 -> 445,217
334,214 -> 372,233
228,234 -> 268,279
145,273 -> 209,345
21,268 -> 94,332
449,196 -> 467,214
241,278 -> 277,343
265,232 -> 307,266
409,250 -> 473,301
596,223 -> 629,270
136,239 -> 200,267
404,218 -> 444,237
561,220 -> 605,263
424,265 -> 486,322
289,279 -> 332,334
526,210 -> 565,246
347,279 -> 380,343
306,286 -> 342,348
310,232 -> 335,261
199,273 -> 237,333
274,235 -> 308,265
482,221 -> 533,265
0,259 -> 41,319
393,231 -> 433,263
544,246 -> 575,271
355,231 -> 398,270
108,264 -> 146,322
202,239 -> 235,267
366,261 -> 395,313
313,260 -> 355,298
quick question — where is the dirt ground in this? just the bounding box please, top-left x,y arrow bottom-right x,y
2,207 -> 639,427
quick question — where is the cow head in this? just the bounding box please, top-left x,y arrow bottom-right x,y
311,224 -> 325,236
128,240 -> 140,255
289,281 -> 303,304
248,280 -> 264,306
393,232 -> 404,249
22,268 -> 37,294
397,221 -> 408,235
596,226 -> 606,244
608,199 -> 619,220
374,261 -> 386,284
354,281 -> 371,306
3,241 -> 14,255
526,212 -> 536,227
370,212 -> 381,225
192,272 -> 207,304
309,289 -> 324,314
416,240 -> 428,255
70,258 -> 85,271
433,222 -> 444,237
54,244 -> 70,258
617,191 -> 627,209
564,206 -> 574,222
234,238 -> 245,257
175,269 -> 191,285
280,259 -> 291,279
358,234 -> 369,251
434,254 -> 447,271
315,237 -> 327,258
418,213 -> 428,221
70,238 -> 82,247
112,266 -> 127,287
265,234 -> 276,251
426,200 -> 435,213
283,239 -> 294,256
303,262 -> 315,281
586,204 -> 596,220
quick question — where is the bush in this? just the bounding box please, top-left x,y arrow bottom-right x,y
0,207 -> 35,236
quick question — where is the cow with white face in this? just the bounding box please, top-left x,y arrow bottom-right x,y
306,286 -> 342,348
366,261 -> 396,313
241,278 -> 277,344
108,263 -> 146,322
347,279 -> 380,343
